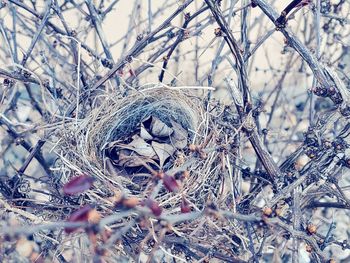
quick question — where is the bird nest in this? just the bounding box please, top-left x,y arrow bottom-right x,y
54,86 -> 246,261
59,86 -> 227,203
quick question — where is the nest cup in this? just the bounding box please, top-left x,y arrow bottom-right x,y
83,87 -> 201,170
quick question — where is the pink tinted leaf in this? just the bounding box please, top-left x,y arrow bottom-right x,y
63,175 -> 94,195
163,174 -> 179,193
65,205 -> 92,233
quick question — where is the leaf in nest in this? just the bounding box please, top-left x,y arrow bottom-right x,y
114,150 -> 144,167
151,141 -> 175,168
119,135 -> 156,158
114,149 -> 159,168
140,123 -> 153,140
114,150 -> 141,167
170,120 -> 188,149
149,116 -> 173,137
63,174 -> 94,195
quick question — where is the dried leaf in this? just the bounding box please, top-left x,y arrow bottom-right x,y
63,175 -> 94,195
150,116 -> 173,137
65,205 -> 92,233
114,150 -> 143,167
163,174 -> 179,192
152,141 -> 175,168
140,123 -> 153,140
121,135 -> 156,158
115,149 -> 158,168
170,120 -> 188,149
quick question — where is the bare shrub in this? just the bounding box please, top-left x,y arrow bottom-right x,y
0,0 -> 350,262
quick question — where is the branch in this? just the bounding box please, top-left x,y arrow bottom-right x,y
254,0 -> 347,106
65,0 -> 194,116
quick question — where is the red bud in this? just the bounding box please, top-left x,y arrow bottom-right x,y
63,174 -> 94,195
163,174 -> 179,192
180,198 -> 191,213
143,199 -> 162,216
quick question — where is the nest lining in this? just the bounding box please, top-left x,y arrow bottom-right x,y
84,88 -> 200,161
